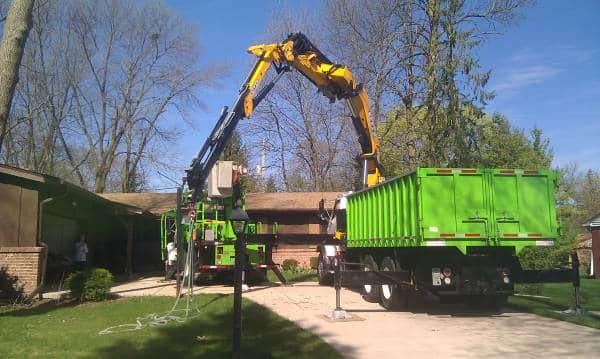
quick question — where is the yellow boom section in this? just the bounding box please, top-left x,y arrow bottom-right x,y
245,33 -> 382,187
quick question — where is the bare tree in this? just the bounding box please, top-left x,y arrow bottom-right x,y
2,0 -> 225,192
0,1 -> 10,23
69,0 -> 225,192
0,0 -> 34,155
324,0 -> 532,175
241,8 -> 356,192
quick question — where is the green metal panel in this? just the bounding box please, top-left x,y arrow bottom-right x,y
215,244 -> 265,266
346,168 -> 559,254
490,169 -> 559,253
347,171 -> 420,249
159,196 -> 268,268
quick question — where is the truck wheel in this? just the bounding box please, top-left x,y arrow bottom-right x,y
379,257 -> 408,310
487,295 -> 508,310
361,255 -> 380,303
317,253 -> 333,286
247,269 -> 267,284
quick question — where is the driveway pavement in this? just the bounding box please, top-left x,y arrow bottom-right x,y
49,277 -> 600,358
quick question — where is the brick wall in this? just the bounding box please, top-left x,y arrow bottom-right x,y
0,247 -> 46,294
272,244 -> 317,268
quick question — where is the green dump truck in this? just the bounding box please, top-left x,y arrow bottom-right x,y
317,168 -> 560,309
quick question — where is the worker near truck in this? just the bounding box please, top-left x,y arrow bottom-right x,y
165,241 -> 177,279
73,234 -> 88,271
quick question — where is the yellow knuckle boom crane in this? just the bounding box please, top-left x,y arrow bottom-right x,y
186,32 -> 382,197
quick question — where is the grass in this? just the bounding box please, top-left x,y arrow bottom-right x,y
266,269 -> 318,284
509,279 -> 600,329
0,294 -> 341,359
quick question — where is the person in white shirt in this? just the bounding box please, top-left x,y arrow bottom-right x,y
165,241 -> 177,279
73,235 -> 88,271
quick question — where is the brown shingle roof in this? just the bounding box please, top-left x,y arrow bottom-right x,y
99,191 -> 343,215
245,192 -> 342,212
99,193 -> 177,215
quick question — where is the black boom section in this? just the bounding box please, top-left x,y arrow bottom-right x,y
287,32 -> 332,63
186,103 -> 244,199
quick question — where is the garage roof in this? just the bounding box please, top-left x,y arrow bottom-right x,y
0,164 -> 149,216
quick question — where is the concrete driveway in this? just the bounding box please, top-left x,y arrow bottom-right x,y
96,277 -> 600,358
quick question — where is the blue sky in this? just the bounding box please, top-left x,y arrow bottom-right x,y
164,0 -> 599,187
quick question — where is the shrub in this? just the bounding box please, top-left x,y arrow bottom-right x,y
65,268 -> 113,301
0,267 -> 24,300
281,259 -> 300,272
518,234 -> 575,270
309,256 -> 318,269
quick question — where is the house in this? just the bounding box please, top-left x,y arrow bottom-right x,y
245,192 -> 341,268
0,165 -> 161,296
102,191 -> 343,269
582,213 -> 600,279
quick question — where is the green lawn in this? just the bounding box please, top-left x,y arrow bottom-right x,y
266,269 -> 318,283
509,279 -> 600,329
0,294 -> 341,359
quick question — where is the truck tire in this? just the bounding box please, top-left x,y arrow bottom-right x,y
379,257 -> 408,310
317,253 -> 333,286
361,255 -> 380,303
486,295 -> 508,310
247,269 -> 267,284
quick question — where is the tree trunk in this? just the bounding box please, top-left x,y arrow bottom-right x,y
0,0 -> 34,155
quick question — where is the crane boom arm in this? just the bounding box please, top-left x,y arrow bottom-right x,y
186,33 -> 381,197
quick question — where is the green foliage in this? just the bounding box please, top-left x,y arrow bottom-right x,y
65,268 -> 113,301
281,259 -> 300,272
65,271 -> 86,300
518,214 -> 577,270
220,130 -> 259,192
266,268 -> 318,283
377,107 -> 426,176
577,169 -> 600,220
221,130 -> 249,165
554,164 -> 600,268
475,113 -> 553,169
309,256 -> 318,269
378,107 -> 553,178
264,175 -> 278,192
0,267 -> 23,300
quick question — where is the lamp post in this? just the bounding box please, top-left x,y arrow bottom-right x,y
230,199 -> 249,359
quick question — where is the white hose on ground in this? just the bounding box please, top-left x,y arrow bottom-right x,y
99,231 -> 198,335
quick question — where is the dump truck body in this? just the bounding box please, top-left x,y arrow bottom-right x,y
346,168 -> 559,254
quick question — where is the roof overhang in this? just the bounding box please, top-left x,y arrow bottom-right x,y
582,213 -> 600,230
0,165 -> 45,183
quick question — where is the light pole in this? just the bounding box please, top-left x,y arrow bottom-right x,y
230,200 -> 249,359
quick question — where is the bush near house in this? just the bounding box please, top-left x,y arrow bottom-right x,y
0,267 -> 24,301
65,268 -> 113,301
281,259 -> 300,272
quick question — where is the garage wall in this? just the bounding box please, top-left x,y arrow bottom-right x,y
42,214 -> 79,258
0,246 -> 46,294
0,183 -> 38,247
